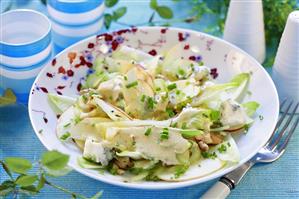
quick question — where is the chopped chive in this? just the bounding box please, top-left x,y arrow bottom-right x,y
60,132 -> 71,141
180,129 -> 203,138
217,144 -> 227,153
140,94 -> 146,102
178,68 -> 186,76
144,128 -> 152,136
170,122 -> 178,128
210,110 -> 221,121
74,116 -> 82,124
126,81 -> 138,88
146,96 -> 156,110
82,95 -> 88,103
176,90 -> 181,95
227,142 -> 231,147
201,151 -> 217,159
155,87 -> 161,91
181,122 -> 187,129
166,108 -> 175,117
167,83 -> 177,91
160,128 -> 169,140
124,76 -> 128,80
63,123 -> 71,128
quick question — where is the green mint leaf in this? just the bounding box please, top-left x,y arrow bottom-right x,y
44,166 -> 72,177
4,157 -> 32,174
41,150 -> 69,170
16,175 -> 38,187
0,161 -> 13,178
0,89 -> 17,106
36,175 -> 46,191
0,180 -> 15,196
19,185 -> 38,196
150,0 -> 158,9
104,14 -> 113,29
156,6 -> 173,19
112,7 -> 127,20
90,191 -> 103,199
105,0 -> 118,7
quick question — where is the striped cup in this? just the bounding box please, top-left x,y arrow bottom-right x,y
0,9 -> 52,103
47,0 -> 105,53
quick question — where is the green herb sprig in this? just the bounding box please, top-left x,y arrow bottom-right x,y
0,150 -> 102,198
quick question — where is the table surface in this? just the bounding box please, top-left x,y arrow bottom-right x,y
1,1 -> 299,199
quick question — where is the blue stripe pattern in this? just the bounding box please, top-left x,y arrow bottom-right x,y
0,31 -> 51,57
0,52 -> 52,71
48,0 -> 103,13
49,14 -> 103,27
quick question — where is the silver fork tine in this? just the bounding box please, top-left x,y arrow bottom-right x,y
264,100 -> 292,147
277,114 -> 299,153
269,102 -> 299,151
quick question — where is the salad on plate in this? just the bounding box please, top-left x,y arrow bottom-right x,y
48,44 -> 260,182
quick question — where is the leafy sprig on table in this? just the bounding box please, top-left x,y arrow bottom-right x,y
0,150 -> 102,198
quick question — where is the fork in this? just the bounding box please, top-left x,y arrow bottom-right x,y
201,100 -> 299,199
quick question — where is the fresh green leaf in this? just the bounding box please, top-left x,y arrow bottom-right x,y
90,191 -> 103,199
0,180 -> 15,196
156,6 -> 173,19
242,101 -> 260,116
41,150 -> 69,170
112,7 -> 127,20
36,175 -> 46,191
0,161 -> 13,178
105,0 -> 118,7
5,157 -> 32,174
43,166 -> 72,177
150,0 -> 158,9
0,89 -> 16,106
104,14 -> 113,29
16,175 -> 38,186
19,185 -> 38,196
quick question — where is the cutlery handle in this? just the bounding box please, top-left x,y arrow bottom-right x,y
201,161 -> 254,199
200,180 -> 231,199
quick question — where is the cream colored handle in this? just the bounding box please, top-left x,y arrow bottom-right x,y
200,181 -> 231,199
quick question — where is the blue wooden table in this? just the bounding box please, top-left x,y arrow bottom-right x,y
1,1 -> 299,198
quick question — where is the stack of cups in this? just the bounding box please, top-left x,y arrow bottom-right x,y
223,0 -> 266,63
0,9 -> 52,103
272,11 -> 299,112
47,0 -> 105,53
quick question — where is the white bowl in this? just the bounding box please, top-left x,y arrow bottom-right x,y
28,27 -> 279,190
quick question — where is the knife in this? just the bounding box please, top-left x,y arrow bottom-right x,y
201,161 -> 254,199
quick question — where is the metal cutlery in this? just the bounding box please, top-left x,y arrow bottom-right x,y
201,100 -> 299,199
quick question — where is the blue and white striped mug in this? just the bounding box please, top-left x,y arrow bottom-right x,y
0,9 -> 52,103
47,0 -> 105,52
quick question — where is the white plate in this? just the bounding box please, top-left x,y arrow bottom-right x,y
28,27 -> 279,190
